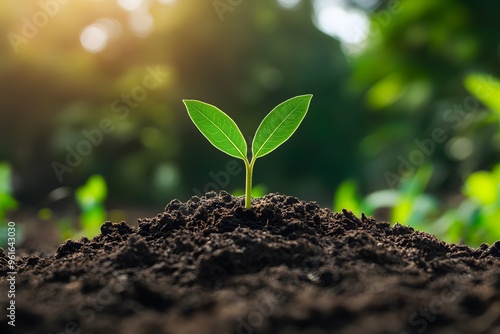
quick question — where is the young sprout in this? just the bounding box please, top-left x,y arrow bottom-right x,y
183,94 -> 313,208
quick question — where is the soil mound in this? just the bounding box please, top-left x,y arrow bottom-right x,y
1,191 -> 499,334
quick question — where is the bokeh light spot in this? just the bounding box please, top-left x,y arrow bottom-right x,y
80,24 -> 109,53
154,163 -> 180,191
117,0 -> 144,12
259,68 -> 283,90
129,10 -> 154,37
277,0 -> 301,9
316,5 -> 369,45
447,137 -> 474,161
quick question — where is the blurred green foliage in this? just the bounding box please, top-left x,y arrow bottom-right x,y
334,164 -> 500,246
38,174 -> 108,241
335,164 -> 437,227
0,163 -> 18,219
353,0 -> 500,191
0,162 -> 20,247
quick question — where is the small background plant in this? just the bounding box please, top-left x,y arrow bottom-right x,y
0,162 -> 20,248
334,163 -> 500,246
38,175 -> 109,241
74,175 -> 108,238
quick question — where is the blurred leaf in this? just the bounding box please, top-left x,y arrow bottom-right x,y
464,73 -> 500,115
0,194 -> 18,212
400,164 -> 433,198
392,197 -> 413,224
0,162 -> 13,194
366,73 -> 405,109
334,179 -> 363,215
492,163 -> 500,182
81,206 -> 106,238
74,175 -> 107,238
363,189 -> 399,210
463,171 -> 497,205
0,163 -> 17,217
250,184 -> 267,198
404,195 -> 439,228
432,210 -> 463,244
395,165 -> 436,226
480,205 -> 500,238
75,175 -> 107,210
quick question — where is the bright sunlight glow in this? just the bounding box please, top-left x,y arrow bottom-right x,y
277,0 -> 301,9
117,0 -> 144,11
80,24 -> 109,53
316,5 -> 369,45
313,0 -> 370,56
129,10 -> 154,37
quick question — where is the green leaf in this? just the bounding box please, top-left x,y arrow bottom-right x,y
0,162 -> 13,194
252,94 -> 312,159
184,100 -> 247,160
463,171 -> 497,205
464,73 -> 500,115
76,175 -> 107,210
366,73 -> 405,109
333,179 -> 362,216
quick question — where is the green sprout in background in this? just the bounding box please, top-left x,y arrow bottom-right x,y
184,95 -> 312,208
75,174 -> 107,238
0,162 -> 19,247
0,163 -> 18,221
334,163 -> 500,247
38,175 -> 111,241
334,164 -> 437,229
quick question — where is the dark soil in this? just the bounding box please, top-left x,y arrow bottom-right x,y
1,192 -> 500,334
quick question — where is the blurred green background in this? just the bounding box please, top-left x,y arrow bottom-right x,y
1,0 -> 499,248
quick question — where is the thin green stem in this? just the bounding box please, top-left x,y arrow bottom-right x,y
245,158 -> 255,208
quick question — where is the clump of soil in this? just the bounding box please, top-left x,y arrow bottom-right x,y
1,191 -> 500,334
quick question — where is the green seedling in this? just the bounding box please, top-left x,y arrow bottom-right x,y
184,94 -> 312,208
75,174 -> 107,238
334,164 -> 437,227
0,162 -> 19,248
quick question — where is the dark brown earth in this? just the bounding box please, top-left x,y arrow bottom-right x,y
1,191 -> 500,334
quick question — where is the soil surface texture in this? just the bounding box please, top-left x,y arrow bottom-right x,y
1,192 -> 500,334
